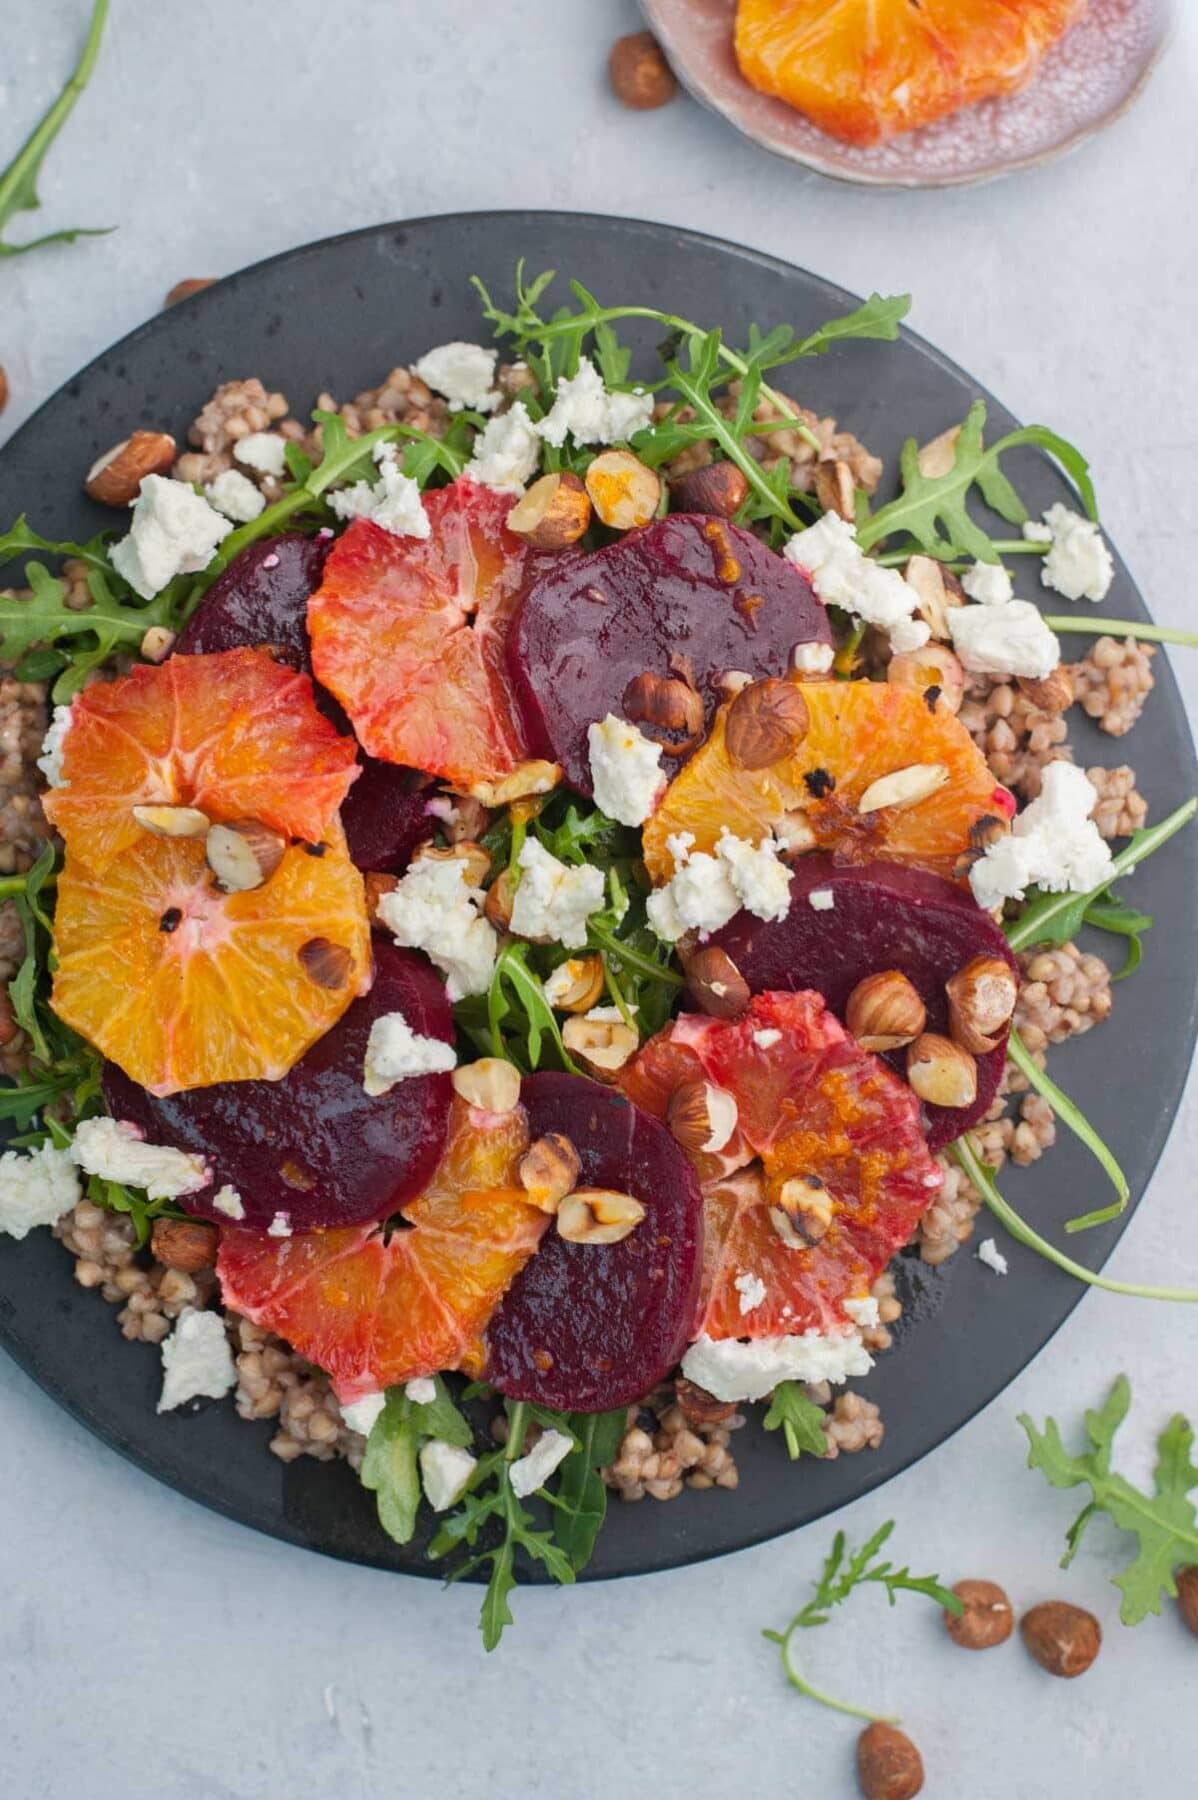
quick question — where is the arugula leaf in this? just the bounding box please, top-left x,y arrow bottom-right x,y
547,1409 -> 627,1571
1005,1030 -> 1128,1232
360,1379 -> 474,1547
0,0 -> 110,258
1020,1376 -> 1198,1625
789,293 -> 911,361
1005,799 -> 1197,953
463,942 -> 579,1075
763,1382 -> 829,1462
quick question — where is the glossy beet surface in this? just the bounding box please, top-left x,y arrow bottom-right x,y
711,855 -> 1018,1150
508,513 -> 830,793
101,942 -> 453,1229
339,759 -> 434,872
483,1073 -> 705,1412
175,534 -> 331,671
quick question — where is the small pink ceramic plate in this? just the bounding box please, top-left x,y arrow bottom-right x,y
641,0 -> 1171,189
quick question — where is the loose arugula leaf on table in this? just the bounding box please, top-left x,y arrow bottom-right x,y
763,1382 -> 830,1462
1020,1376 -> 1198,1626
361,1380 -> 474,1547
763,1521 -> 961,1720
0,0 -> 110,259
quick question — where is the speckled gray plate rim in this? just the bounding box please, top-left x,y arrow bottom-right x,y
0,211 -> 1195,1584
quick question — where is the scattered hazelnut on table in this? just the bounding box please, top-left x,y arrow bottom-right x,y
944,1579 -> 1014,1650
1175,1566 -> 1198,1639
608,31 -> 677,111
1020,1600 -> 1102,1677
856,1721 -> 924,1800
165,277 -> 216,308
0,365 -> 8,416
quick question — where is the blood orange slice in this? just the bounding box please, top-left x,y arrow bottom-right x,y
643,678 -> 1008,888
307,478 -> 549,789
620,991 -> 940,1340
43,647 -> 359,874
50,824 -> 371,1096
217,1097 -> 550,1401
734,0 -> 1088,146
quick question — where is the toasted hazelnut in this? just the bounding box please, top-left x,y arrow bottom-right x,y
773,808 -> 817,856
469,760 -> 561,808
483,866 -> 516,931
857,762 -> 948,815
1020,1601 -> 1101,1678
1176,1566 -> 1198,1638
674,1376 -> 738,1426
945,1579 -> 1014,1651
0,988 -> 18,1049
139,625 -> 177,665
667,1080 -> 739,1155
151,1216 -> 219,1273
775,1173 -> 834,1243
132,803 -> 210,840
608,30 -> 677,110
440,793 -> 492,843
714,669 -> 754,699
622,669 -> 704,748
682,945 -> 750,1020
85,430 -> 178,506
557,1187 -> 646,1245
668,461 -> 750,518
452,1057 -> 521,1114
725,679 -> 809,771
906,1033 -> 978,1109
945,955 -> 1018,1055
165,277 -> 216,308
812,458 -> 855,522
562,1010 -> 639,1076
857,1721 -> 924,1800
917,424 -> 961,480
206,818 -> 287,893
519,1133 -> 582,1213
584,450 -> 661,530
845,971 -> 926,1052
1017,668 -> 1075,714
298,937 -> 353,990
903,554 -> 964,640
887,643 -> 965,715
413,838 -> 491,890
543,954 -> 605,1014
0,365 -> 8,416
364,870 -> 399,925
506,470 -> 591,549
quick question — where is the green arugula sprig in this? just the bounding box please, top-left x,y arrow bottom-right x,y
360,1379 -> 475,1545
0,844 -> 101,1128
763,1521 -> 961,1721
0,0 -> 110,259
1005,1031 -> 1129,1233
763,1382 -> 829,1462
1021,1376 -> 1198,1626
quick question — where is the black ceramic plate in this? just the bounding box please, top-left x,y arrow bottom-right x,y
1,212 -> 1195,1583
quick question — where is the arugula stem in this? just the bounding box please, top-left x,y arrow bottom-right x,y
0,872 -> 55,900
1005,798 -> 1198,952
1042,617 -> 1198,649
874,540 -> 1047,568
504,1401 -> 530,1461
0,0 -> 110,257
1006,1031 -> 1128,1221
769,1628 -> 897,1725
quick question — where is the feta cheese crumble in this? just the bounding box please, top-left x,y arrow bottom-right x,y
784,512 -> 925,649
535,357 -> 654,448
0,1141 -> 81,1240
157,1307 -> 237,1413
1024,504 -> 1114,603
509,836 -> 606,950
362,1011 -> 457,1096
233,432 -> 289,478
976,1237 -> 1009,1277
463,402 -> 541,492
808,887 -> 835,912
419,1439 -> 477,1511
587,714 -> 666,828
405,1377 -> 437,1406
267,1211 -> 292,1237
205,468 -> 266,524
969,762 -> 1113,911
753,1028 -> 782,1050
647,828 -> 791,943
681,1329 -> 873,1403
412,341 -> 501,413
734,1271 -> 767,1316
948,598 -> 1060,681
341,1392 -> 386,1436
211,1184 -> 246,1222
843,1294 -> 881,1329
961,561 -> 1014,607
377,857 -> 498,1001
37,702 -> 75,789
508,1427 -> 574,1498
328,442 -> 431,539
70,1117 -> 211,1200
791,640 -> 835,676
110,475 -> 232,600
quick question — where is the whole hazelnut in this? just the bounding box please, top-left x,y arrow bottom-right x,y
724,678 -> 809,771
944,1579 -> 1014,1650
608,31 -> 677,110
856,1721 -> 924,1800
682,945 -> 750,1020
1020,1600 -> 1102,1677
1176,1566 -> 1198,1638
845,970 -> 926,1053
151,1216 -> 219,1273
668,461 -> 750,519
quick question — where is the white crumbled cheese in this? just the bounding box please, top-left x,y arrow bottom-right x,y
509,837 -> 605,950
535,356 -> 654,448
378,857 -> 498,1001
37,702 -> 75,789
753,1028 -> 782,1050
948,599 -> 1060,681
735,1271 -> 767,1316
784,511 -> 924,643
341,1392 -> 386,1436
233,432 -> 289,478
976,1237 -> 1010,1276
420,1439 -> 477,1511
157,1307 -> 237,1412
808,887 -> 835,912
791,640 -> 835,675
70,1117 -> 210,1200
648,829 -> 790,943
328,443 -> 431,539
205,468 -> 266,524
681,1329 -> 873,1403
110,474 -> 232,600
587,714 -> 666,829
0,1141 -> 81,1240
405,1376 -> 437,1405
267,1211 -> 292,1237
211,1184 -> 246,1222
970,762 -> 1113,911
1024,503 -> 1114,603
463,402 -> 541,492
715,830 -> 792,923
961,561 -> 1014,606
412,341 -> 501,413
843,1294 -> 881,1329
508,1427 -> 574,1499
888,615 -> 932,654
362,1012 -> 457,1096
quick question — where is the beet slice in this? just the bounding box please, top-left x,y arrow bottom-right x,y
710,855 -> 1017,1151
483,1072 -> 704,1413
101,942 -> 453,1230
175,533 -> 331,671
340,758 -> 434,872
508,513 -> 830,793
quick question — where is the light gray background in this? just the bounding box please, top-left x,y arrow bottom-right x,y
2,5 -> 1196,1796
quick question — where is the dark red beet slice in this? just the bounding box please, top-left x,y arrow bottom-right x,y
340,758 -> 434,872
710,855 -> 1018,1152
101,942 -> 453,1230
175,533 -> 331,672
483,1072 -> 704,1413
508,513 -> 831,794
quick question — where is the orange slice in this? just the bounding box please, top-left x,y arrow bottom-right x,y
217,1097 -> 551,1401
43,647 -> 359,873
50,823 -> 371,1095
